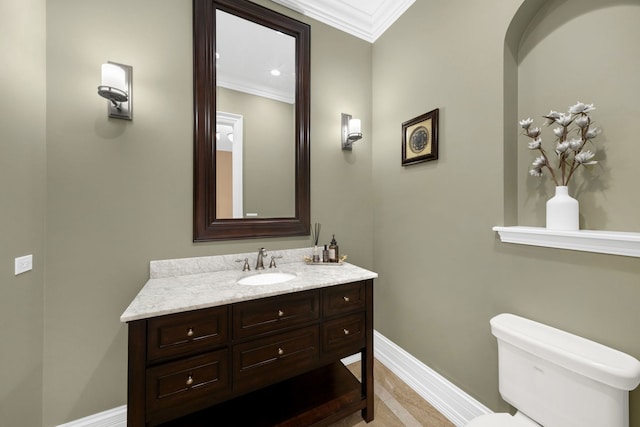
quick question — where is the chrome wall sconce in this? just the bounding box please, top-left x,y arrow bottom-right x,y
341,113 -> 362,151
97,61 -> 132,120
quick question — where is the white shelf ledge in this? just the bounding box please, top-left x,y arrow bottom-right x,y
493,226 -> 640,258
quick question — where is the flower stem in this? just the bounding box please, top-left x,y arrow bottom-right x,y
539,148 -> 559,186
565,162 -> 578,185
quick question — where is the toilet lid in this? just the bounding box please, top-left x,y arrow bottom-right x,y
467,413 -> 538,427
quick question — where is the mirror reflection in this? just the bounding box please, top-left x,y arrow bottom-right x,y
215,10 -> 296,219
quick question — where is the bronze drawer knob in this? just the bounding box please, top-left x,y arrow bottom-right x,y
278,310 -> 284,317
187,328 -> 194,337
343,329 -> 350,335
278,347 -> 284,356
343,296 -> 350,302
186,375 -> 194,386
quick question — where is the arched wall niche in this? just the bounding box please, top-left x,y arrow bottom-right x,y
503,0 -> 547,226
503,0 -> 640,231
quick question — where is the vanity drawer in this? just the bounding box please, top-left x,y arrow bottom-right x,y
233,325 -> 319,393
321,313 -> 366,357
233,290 -> 319,339
147,306 -> 228,361
322,281 -> 366,317
146,349 -> 229,413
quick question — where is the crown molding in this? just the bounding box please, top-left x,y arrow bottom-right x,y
370,0 -> 415,41
270,0 -> 415,43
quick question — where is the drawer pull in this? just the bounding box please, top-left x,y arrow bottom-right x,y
343,296 -> 350,302
278,347 -> 284,356
186,375 -> 194,386
343,329 -> 350,335
278,310 -> 284,317
187,328 -> 194,337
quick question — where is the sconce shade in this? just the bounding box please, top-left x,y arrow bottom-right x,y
97,61 -> 132,120
341,113 -> 363,150
348,118 -> 362,139
102,64 -> 125,91
99,64 -> 127,101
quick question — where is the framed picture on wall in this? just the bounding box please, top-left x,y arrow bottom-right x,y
401,108 -> 439,166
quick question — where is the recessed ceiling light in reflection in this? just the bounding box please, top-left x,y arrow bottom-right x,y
270,69 -> 281,77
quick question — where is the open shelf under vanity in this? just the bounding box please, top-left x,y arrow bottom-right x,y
157,361 -> 364,427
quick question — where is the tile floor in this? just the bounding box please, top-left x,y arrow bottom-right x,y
329,360 -> 456,427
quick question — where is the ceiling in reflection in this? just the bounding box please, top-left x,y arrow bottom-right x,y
217,10 -> 296,104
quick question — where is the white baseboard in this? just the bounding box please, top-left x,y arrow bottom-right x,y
373,330 -> 492,426
56,405 -> 126,427
340,353 -> 362,365
58,331 -> 491,427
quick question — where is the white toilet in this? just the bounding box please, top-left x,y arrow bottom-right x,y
467,313 -> 640,427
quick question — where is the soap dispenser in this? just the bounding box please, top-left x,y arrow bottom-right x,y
329,235 -> 339,262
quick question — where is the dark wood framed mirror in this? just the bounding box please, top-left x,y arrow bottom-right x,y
193,0 -> 310,241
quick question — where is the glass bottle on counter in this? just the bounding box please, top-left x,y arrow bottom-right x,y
329,235 -> 339,262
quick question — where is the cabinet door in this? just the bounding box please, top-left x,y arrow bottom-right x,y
322,281 -> 366,317
233,290 -> 319,339
147,306 -> 228,361
233,326 -> 319,393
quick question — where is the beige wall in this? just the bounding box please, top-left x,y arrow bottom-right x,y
373,0 -> 640,423
0,0 -> 46,426
40,0 -> 372,425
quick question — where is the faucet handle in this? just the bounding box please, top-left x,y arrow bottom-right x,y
269,255 -> 283,268
236,258 -> 251,271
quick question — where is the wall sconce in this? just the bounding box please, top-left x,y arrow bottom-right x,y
341,113 -> 363,151
97,61 -> 132,120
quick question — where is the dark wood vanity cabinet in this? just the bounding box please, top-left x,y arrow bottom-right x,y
127,279 -> 374,427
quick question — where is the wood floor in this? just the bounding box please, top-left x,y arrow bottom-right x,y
329,360 -> 456,427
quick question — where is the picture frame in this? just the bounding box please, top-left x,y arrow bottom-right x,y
401,108 -> 439,166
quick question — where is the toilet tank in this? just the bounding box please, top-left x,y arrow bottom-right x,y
491,313 -> 640,427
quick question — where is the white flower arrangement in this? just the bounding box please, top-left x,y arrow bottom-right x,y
520,102 -> 600,186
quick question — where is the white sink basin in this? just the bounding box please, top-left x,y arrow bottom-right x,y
237,272 -> 296,286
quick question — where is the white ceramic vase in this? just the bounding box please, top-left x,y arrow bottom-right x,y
546,186 -> 579,230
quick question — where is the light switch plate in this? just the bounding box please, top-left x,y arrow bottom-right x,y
15,254 -> 33,275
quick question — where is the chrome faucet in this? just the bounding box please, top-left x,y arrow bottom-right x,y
255,248 -> 267,270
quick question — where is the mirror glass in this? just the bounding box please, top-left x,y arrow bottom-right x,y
215,10 -> 295,219
194,0 -> 310,241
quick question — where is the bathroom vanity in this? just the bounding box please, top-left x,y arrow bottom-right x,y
121,249 -> 377,427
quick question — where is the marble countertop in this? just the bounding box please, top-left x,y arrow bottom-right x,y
120,248 -> 377,322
